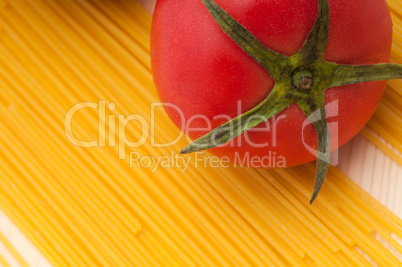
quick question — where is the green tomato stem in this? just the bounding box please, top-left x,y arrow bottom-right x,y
297,99 -> 330,204
182,0 -> 402,203
201,0 -> 288,81
180,82 -> 293,154
291,69 -> 314,90
329,63 -> 402,88
298,0 -> 330,64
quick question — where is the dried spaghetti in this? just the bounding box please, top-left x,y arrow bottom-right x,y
0,0 -> 401,265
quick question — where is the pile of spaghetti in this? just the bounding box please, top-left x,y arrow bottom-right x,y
0,0 -> 401,265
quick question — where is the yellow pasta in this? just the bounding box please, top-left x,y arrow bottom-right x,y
0,0 -> 401,265
366,9 -> 402,154
0,231 -> 29,267
0,254 -> 11,267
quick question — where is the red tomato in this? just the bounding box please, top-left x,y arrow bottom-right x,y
151,0 -> 392,168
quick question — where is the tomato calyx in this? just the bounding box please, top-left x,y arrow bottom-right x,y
291,69 -> 314,91
180,0 -> 402,203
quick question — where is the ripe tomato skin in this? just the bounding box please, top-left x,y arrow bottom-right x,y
151,0 -> 392,167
